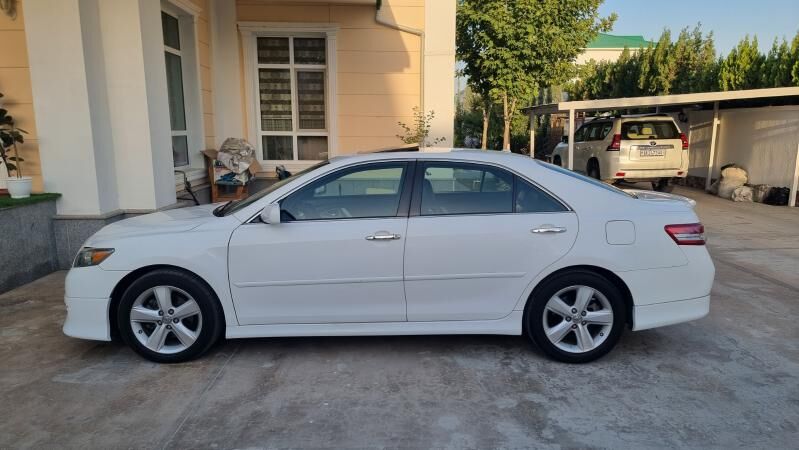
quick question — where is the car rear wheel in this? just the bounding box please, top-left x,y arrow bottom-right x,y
525,271 -> 626,363
587,160 -> 600,180
117,269 -> 223,363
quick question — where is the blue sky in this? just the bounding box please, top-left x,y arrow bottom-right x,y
599,0 -> 799,55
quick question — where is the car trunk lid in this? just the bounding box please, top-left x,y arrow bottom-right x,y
619,120 -> 684,170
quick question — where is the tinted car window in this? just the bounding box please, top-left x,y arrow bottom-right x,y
420,163 -> 513,215
622,121 -> 679,139
599,122 -> 613,139
586,123 -> 601,141
515,177 -> 567,213
574,125 -> 587,142
281,162 -> 407,221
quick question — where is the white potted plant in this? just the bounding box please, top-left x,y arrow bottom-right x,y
0,104 -> 31,199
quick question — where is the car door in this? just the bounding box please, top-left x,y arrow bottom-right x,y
228,161 -> 414,325
578,123 -> 602,172
572,124 -> 590,171
403,161 -> 578,321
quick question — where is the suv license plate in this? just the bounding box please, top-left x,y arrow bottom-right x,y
640,148 -> 665,157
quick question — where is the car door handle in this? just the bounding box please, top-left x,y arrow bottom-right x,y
365,232 -> 401,241
531,225 -> 567,234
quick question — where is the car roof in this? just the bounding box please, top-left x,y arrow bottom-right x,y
331,148 -> 535,165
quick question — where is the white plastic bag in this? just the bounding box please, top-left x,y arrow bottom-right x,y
731,186 -> 753,202
718,167 -> 748,199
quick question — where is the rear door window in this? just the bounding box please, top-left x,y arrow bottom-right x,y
515,178 -> 567,213
585,123 -> 601,141
621,121 -> 679,140
419,162 -> 513,215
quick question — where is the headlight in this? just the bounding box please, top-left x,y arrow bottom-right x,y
73,247 -> 115,267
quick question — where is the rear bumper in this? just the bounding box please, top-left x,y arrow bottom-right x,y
611,169 -> 687,180
632,295 -> 710,331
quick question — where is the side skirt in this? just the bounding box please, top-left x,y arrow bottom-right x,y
226,311 -> 523,339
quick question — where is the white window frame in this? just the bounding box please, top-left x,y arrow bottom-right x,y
240,23 -> 338,169
162,1 -> 204,173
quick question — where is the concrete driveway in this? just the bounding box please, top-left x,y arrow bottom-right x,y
1,187 -> 798,448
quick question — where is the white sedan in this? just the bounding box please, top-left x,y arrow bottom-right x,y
63,150 -> 714,363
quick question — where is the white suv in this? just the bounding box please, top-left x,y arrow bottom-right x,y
551,115 -> 689,192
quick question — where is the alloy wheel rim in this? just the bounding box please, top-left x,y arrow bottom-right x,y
542,285 -> 613,354
130,285 -> 203,354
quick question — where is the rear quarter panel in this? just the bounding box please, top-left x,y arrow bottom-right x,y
512,161 -> 708,309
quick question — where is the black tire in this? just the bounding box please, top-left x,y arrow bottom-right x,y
117,269 -> 224,363
587,160 -> 601,180
652,178 -> 674,193
553,156 -> 562,167
525,270 -> 627,363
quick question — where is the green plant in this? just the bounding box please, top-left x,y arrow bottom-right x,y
457,0 -> 615,150
0,93 -> 27,178
397,107 -> 446,147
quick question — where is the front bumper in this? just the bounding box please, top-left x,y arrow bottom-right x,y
632,295 -> 710,331
62,266 -> 129,342
63,297 -> 112,341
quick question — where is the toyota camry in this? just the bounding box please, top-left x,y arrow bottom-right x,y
63,150 -> 715,363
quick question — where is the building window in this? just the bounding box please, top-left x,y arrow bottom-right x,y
162,11 -> 190,167
256,36 -> 329,162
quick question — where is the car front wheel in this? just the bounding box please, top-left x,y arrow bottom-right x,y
526,271 -> 626,363
117,269 -> 223,363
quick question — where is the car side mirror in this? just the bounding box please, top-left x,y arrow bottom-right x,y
260,204 -> 281,224
562,136 -> 569,143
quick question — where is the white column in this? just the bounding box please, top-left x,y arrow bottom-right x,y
210,0 -> 244,147
424,0 -> 456,147
790,142 -> 799,207
25,0 -> 177,214
705,101 -> 720,191
24,0 -> 112,215
529,113 -> 535,157
567,109 -> 575,170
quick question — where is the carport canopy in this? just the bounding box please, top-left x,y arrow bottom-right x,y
523,87 -> 799,206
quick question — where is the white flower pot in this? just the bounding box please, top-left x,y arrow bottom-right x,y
0,163 -> 7,190
7,176 -> 32,199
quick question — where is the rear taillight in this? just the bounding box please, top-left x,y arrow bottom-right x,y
665,223 -> 705,245
680,133 -> 689,150
607,133 -> 621,151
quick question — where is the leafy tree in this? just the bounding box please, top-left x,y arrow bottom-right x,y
457,0 -> 615,150
790,31 -> 799,85
761,38 -> 793,87
719,35 -> 764,90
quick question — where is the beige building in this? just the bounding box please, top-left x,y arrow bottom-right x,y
575,33 -> 651,65
0,0 -> 455,216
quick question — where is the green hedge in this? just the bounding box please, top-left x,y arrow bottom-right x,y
0,192 -> 61,210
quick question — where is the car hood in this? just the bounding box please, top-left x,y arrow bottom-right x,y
86,203 -> 221,244
624,189 -> 697,208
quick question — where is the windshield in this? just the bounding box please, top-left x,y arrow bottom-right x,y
536,161 -> 636,198
216,161 -> 329,216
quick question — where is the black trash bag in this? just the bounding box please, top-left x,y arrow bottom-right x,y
275,165 -> 293,180
763,187 -> 790,206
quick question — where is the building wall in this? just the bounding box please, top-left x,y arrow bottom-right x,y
687,106 -> 799,188
575,48 -> 625,65
190,0 -> 217,149
235,0 -> 425,156
0,4 -> 42,192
